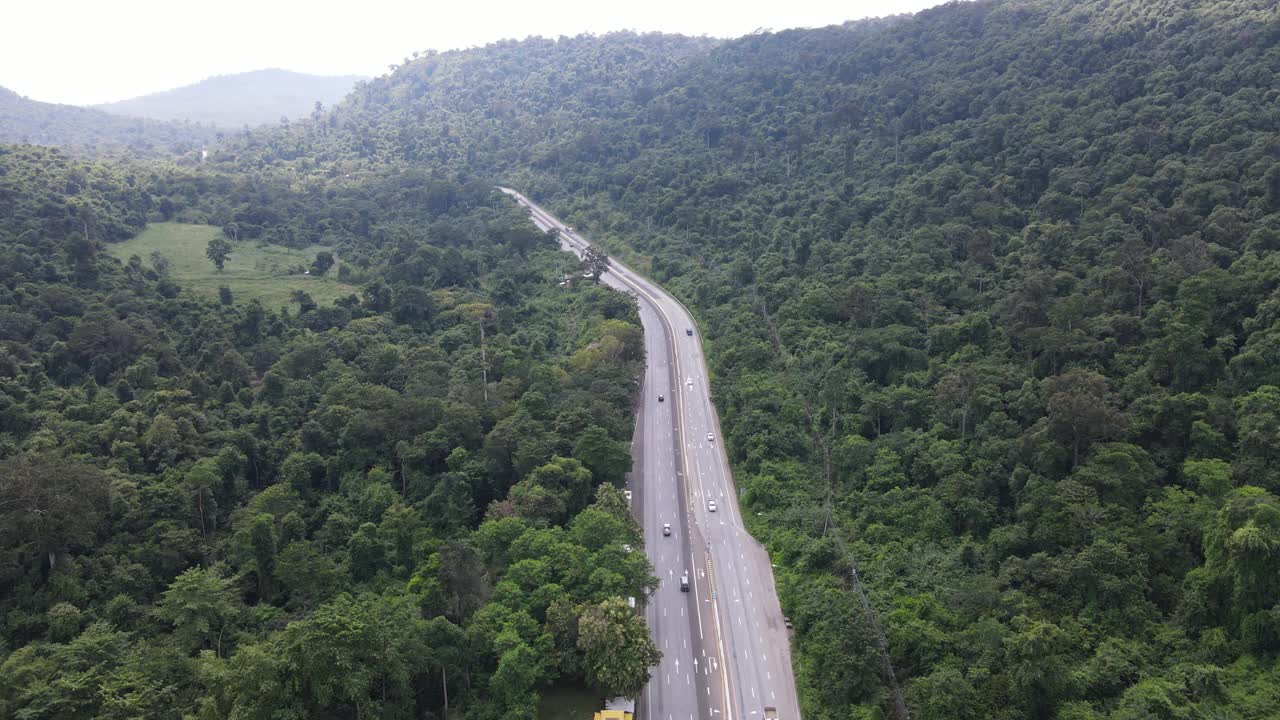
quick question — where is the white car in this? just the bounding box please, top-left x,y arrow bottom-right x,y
663,523 -> 671,536
708,500 -> 717,512
707,432 -> 714,442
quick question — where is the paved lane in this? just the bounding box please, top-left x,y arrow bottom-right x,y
499,188 -> 800,720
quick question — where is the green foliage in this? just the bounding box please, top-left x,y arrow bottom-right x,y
577,597 -> 662,699
0,145 -> 650,718
401,3 -> 1277,716
0,85 -> 215,152
205,236 -> 232,271
106,223 -> 356,307
312,250 -> 335,277
582,245 -> 610,282
215,1 -> 1273,716
573,426 -> 631,488
7,0 -> 1280,716
153,566 -> 238,653
203,593 -> 430,718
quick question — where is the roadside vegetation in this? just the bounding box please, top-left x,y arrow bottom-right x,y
4,0 -> 1280,718
217,0 -> 1277,716
0,146 -> 656,718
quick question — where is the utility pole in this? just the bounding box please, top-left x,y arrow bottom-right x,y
479,319 -> 487,404
479,309 -> 494,404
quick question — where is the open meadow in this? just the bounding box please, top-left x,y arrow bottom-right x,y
108,223 -> 357,308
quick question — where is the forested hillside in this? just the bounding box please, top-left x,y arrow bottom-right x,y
205,1 -> 1280,717
0,86 -> 217,154
6,0 -> 1280,718
541,3 -> 1280,718
206,32 -> 719,173
545,3 -> 1280,717
95,69 -> 368,128
0,145 -> 658,717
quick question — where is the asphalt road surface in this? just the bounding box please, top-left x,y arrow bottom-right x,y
498,188 -> 801,720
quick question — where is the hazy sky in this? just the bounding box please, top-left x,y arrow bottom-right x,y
4,0 -> 947,106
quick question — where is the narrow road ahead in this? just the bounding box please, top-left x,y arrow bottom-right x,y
499,188 -> 801,720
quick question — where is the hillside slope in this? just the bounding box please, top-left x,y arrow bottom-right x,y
0,144 -> 654,720
63,1 -> 1280,718
95,69 -> 367,127
0,85 -> 216,153
533,3 -> 1280,718
209,32 -> 720,170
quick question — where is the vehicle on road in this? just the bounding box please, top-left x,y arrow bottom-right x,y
680,573 -> 689,591
764,708 -> 778,720
624,490 -> 632,503
707,432 -> 714,442
708,500 -> 717,512
595,698 -> 635,720
658,394 -> 664,402
663,523 -> 671,536
686,327 -> 693,336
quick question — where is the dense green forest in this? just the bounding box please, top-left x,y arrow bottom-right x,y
6,0 -> 1280,717
0,145 -> 658,718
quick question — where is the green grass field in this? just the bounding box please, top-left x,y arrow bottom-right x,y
537,685 -> 600,720
108,223 -> 357,308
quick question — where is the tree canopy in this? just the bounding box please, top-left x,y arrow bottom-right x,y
5,0 -> 1280,717
0,145 -> 653,719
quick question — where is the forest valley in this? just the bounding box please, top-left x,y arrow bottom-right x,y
3,0 -> 1280,718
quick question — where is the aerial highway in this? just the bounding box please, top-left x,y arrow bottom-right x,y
498,188 -> 801,720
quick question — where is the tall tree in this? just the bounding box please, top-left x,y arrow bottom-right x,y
583,245 -> 610,282
1047,370 -> 1121,467
577,596 -> 661,699
312,251 -> 335,277
0,454 -> 109,571
154,565 -> 238,654
206,236 -> 233,271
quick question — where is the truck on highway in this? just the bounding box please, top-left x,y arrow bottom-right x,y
764,707 -> 778,720
595,697 -> 635,720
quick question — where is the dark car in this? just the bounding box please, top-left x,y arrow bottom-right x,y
686,327 -> 693,336
658,394 -> 664,402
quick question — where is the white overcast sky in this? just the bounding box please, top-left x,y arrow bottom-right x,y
3,0 -> 947,106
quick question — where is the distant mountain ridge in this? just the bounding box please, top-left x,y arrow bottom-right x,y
94,69 -> 367,128
0,85 -> 216,153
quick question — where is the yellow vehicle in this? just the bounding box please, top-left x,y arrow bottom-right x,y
594,698 -> 635,720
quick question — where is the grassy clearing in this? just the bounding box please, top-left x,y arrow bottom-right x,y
107,223 -> 357,308
537,685 -> 600,720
